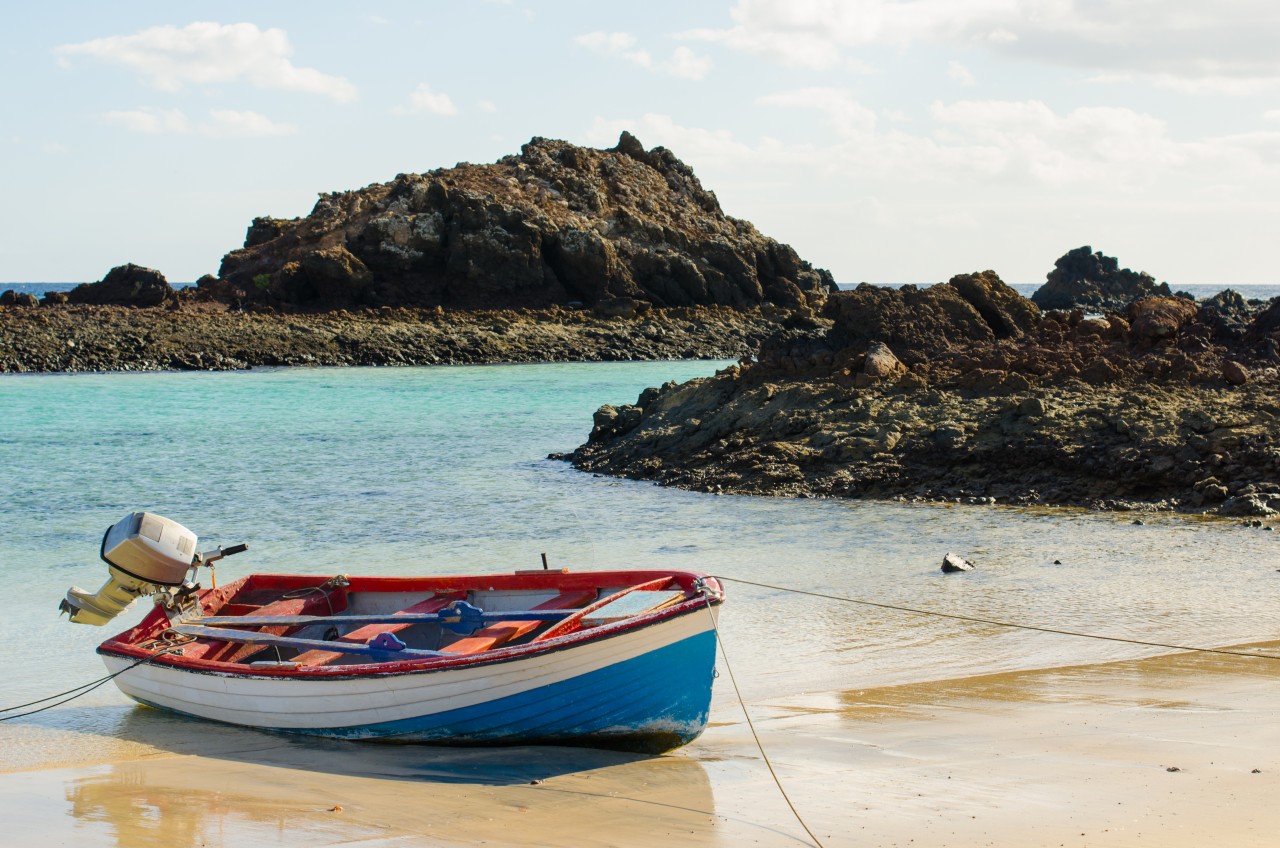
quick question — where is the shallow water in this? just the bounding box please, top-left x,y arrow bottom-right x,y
2,362 -> 1278,767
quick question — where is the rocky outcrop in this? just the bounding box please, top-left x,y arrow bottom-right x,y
567,271 -> 1280,516
65,264 -> 174,307
216,132 -> 835,311
1,290 -> 38,308
1031,247 -> 1172,312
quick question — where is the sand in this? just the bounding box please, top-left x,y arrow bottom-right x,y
3,645 -> 1280,847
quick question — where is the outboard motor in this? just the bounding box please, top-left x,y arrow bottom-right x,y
60,512 -> 246,625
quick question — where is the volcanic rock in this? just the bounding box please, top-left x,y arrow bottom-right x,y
217,133 -> 835,311
66,264 -> 173,307
2,290 -> 38,308
1032,247 -> 1171,312
567,266 -> 1280,516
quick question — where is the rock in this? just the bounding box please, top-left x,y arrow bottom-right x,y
593,297 -> 651,319
66,264 -> 173,307
941,553 -> 975,573
277,246 -> 373,305
217,133 -> 836,311
0,290 -> 13,306
1199,290 -> 1255,341
1219,494 -> 1276,517
1031,246 -> 1171,312
244,216 -> 292,248
7,291 -> 39,308
1128,297 -> 1198,342
1019,396 -> 1047,417
41,291 -> 69,305
1222,360 -> 1249,385
863,341 -> 906,379
823,271 -> 1038,366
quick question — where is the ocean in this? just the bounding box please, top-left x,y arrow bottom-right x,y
7,281 -> 1280,302
2,362 -> 1278,770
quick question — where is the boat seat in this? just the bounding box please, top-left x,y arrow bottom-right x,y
444,590 -> 597,655
291,593 -> 464,667
203,585 -> 350,664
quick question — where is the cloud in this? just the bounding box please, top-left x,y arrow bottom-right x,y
478,100 -> 498,114
203,109 -> 296,137
393,83 -> 458,116
948,60 -> 976,86
56,22 -> 357,102
575,31 -> 711,80
103,107 -> 295,137
104,108 -> 191,134
683,0 -> 1280,93
591,96 -> 1277,192
758,88 -> 878,134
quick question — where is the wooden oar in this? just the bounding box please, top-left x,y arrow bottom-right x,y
187,608 -> 573,628
170,623 -> 454,660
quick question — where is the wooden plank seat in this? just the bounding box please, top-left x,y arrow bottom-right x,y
291,593 -> 464,667
201,584 -> 350,664
443,590 -> 597,655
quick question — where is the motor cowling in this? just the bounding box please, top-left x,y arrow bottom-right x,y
62,512 -> 199,625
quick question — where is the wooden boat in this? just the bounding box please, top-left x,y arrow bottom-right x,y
62,513 -> 725,753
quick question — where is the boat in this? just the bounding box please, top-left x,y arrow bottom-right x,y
59,512 -> 725,753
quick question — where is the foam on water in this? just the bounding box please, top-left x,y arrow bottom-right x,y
2,363 -> 1278,764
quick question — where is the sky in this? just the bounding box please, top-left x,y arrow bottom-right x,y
3,1 -> 1278,285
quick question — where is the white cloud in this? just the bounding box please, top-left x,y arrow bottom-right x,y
583,106 -> 1280,286
103,107 -> 295,137
683,0 -> 1280,93
575,31 -> 711,80
478,100 -> 498,113
591,97 -> 1277,193
56,22 -> 357,102
948,60 -> 976,86
758,88 -> 878,134
663,46 -> 713,80
104,107 -> 191,134
203,109 -> 296,137
393,83 -> 458,116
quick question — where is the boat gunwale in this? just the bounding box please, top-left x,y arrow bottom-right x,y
98,570 -> 723,681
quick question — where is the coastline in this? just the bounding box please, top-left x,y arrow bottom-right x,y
0,304 -> 789,373
5,645 -> 1279,847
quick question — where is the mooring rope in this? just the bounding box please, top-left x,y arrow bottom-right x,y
704,600 -> 827,848
715,576 -> 1280,661
0,647 -> 176,722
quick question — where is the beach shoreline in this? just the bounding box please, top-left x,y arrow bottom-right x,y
5,645 -> 1279,847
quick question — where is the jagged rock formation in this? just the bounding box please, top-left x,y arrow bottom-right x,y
568,272 -> 1280,515
1031,246 -> 1172,313
216,132 -> 835,311
65,264 -> 174,307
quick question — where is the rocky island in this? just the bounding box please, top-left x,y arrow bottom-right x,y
568,262 -> 1280,517
0,132 -> 833,372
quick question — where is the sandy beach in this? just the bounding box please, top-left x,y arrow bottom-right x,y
5,643 -> 1279,847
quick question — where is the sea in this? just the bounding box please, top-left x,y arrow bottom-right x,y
7,281 -> 1280,301
3,354 -> 1280,773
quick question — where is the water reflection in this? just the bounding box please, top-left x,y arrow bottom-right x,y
56,707 -> 727,848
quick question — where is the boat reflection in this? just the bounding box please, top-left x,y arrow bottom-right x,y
60,707 -> 725,847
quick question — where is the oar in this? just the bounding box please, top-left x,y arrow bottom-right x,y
169,623 -> 454,660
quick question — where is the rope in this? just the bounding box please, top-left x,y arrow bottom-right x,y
704,601 -> 826,848
715,576 -> 1280,661
0,647 -> 176,722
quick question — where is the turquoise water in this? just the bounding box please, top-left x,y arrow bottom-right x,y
3,362 -> 1280,765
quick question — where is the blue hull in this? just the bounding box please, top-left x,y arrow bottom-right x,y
137,630 -> 718,754
308,631 -> 717,753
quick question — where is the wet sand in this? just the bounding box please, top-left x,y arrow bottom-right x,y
4,645 -> 1280,847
